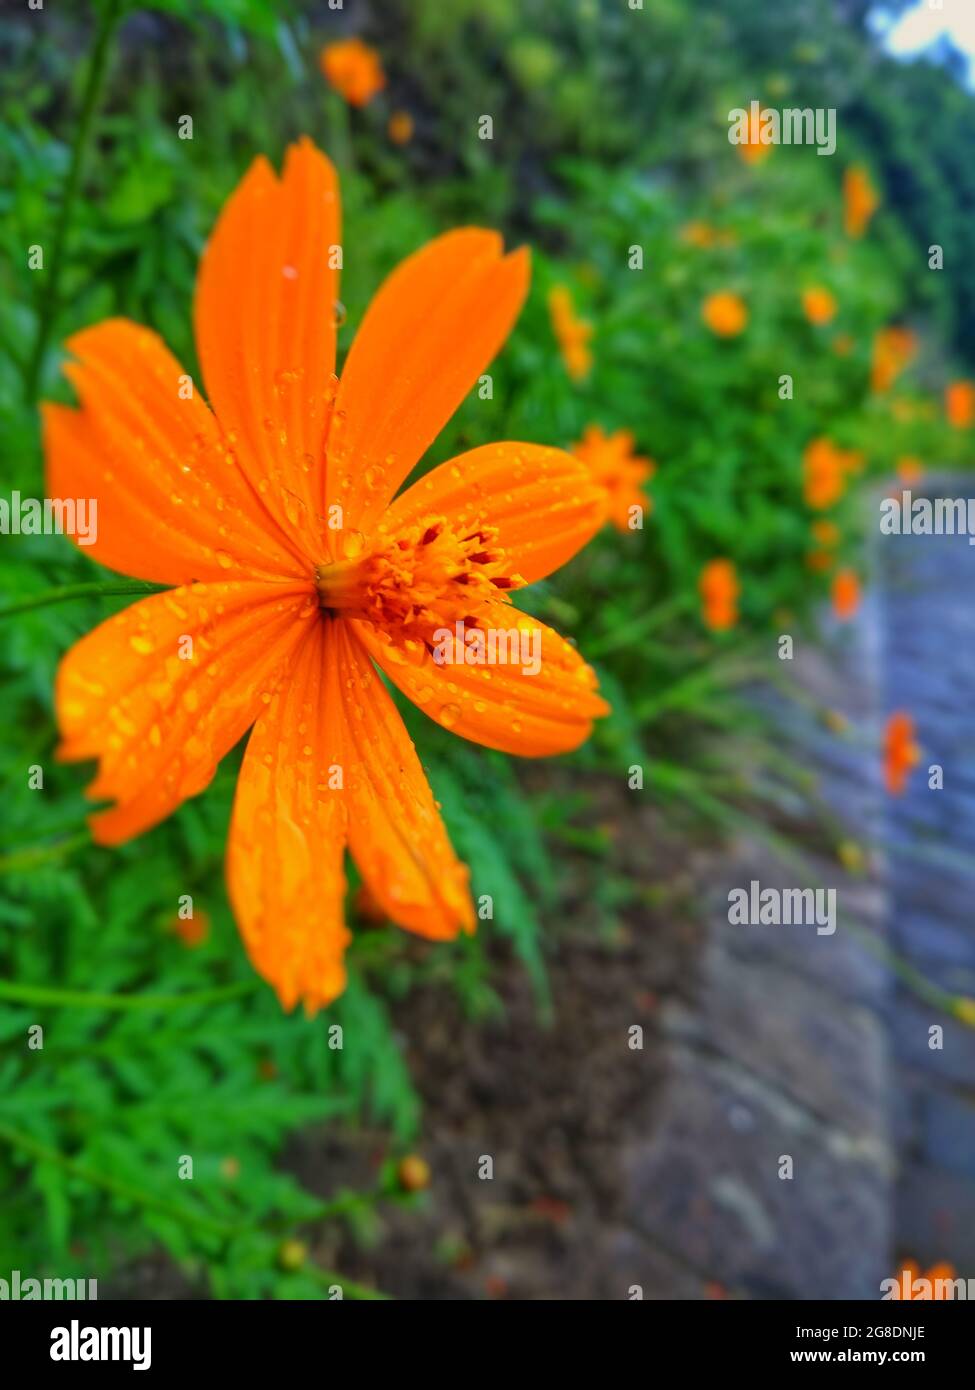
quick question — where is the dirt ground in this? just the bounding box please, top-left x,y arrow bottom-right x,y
290,788 -> 708,1300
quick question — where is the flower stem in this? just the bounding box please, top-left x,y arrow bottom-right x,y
0,579 -> 164,621
24,0 -> 123,400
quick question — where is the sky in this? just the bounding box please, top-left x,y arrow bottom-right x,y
868,0 -> 975,87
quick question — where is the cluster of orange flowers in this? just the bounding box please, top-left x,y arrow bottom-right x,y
802,437 -> 863,510
319,37 -> 413,148
42,48 -> 965,1009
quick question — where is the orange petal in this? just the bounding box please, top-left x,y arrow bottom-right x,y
56,580 -> 317,844
353,602 -> 609,756
227,619 -> 350,1013
44,320 -> 305,584
380,442 -> 607,584
327,229 -> 529,538
336,622 -> 474,940
194,138 -> 341,558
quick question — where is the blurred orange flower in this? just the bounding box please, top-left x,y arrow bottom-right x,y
832,333 -> 855,357
738,105 -> 772,165
803,438 -> 847,509
387,110 -> 414,145
802,287 -> 837,325
319,38 -> 386,108
889,1260 -> 957,1300
896,456 -> 924,485
549,284 -> 593,380
884,713 -> 920,796
681,221 -> 717,247
572,424 -> 654,532
843,164 -> 879,238
811,520 -> 840,547
702,291 -> 747,337
871,326 -> 917,393
699,559 -> 739,631
169,909 -> 211,948
945,380 -> 975,429
831,568 -> 860,621
43,138 -> 610,1011
806,549 -> 834,573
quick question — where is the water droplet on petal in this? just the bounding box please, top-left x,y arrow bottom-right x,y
438,703 -> 461,729
333,299 -> 347,327
341,530 -> 366,559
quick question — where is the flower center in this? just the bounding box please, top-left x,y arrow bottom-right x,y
315,517 -> 525,650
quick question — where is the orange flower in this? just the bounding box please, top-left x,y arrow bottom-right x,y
806,549 -> 834,574
945,380 -> 975,429
387,110 -> 414,146
169,909 -> 210,948
802,287 -> 837,326
871,326 -> 917,393
680,221 -> 717,248
843,164 -> 879,238
896,456 -> 924,485
831,568 -> 860,621
702,291 -> 747,337
548,284 -> 593,380
319,38 -> 385,108
889,1261 -> 957,1299
699,559 -> 739,631
572,424 -> 655,532
832,333 -> 854,357
884,713 -> 920,796
803,438 -> 847,510
737,105 -> 772,165
811,520 -> 840,547
43,139 -> 609,1011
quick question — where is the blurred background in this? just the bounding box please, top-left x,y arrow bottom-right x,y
1,0 -> 974,1300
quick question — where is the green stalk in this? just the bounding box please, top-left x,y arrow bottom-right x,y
25,0 -> 123,400
0,580 -> 164,621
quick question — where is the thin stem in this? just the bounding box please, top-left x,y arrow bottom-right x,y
25,0 -> 122,400
0,580 -> 164,621
0,977 -> 260,1012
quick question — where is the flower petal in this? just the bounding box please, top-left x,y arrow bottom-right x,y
194,138 -> 341,557
57,580 -> 317,844
227,619 -> 350,1013
381,442 -> 607,584
353,602 -> 609,757
44,320 -> 305,584
327,229 -> 529,538
337,622 -> 474,940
